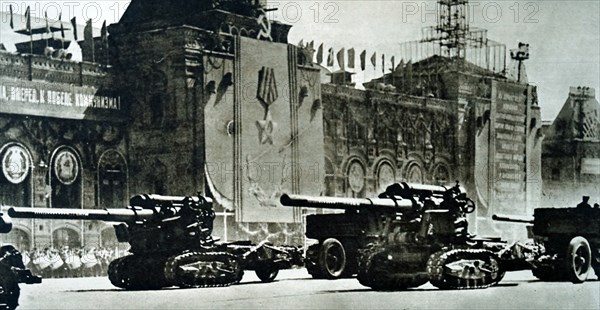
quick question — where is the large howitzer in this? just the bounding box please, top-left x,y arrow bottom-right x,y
493,206 -> 600,283
281,182 -> 506,290
0,194 -> 302,289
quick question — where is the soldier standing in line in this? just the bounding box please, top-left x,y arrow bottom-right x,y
576,196 -> 592,209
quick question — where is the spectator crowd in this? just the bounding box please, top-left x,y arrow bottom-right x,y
21,246 -> 124,278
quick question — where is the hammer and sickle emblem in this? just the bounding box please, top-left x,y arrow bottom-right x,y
256,9 -> 272,41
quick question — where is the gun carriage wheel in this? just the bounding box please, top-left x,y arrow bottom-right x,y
565,236 -> 592,283
318,238 -> 347,279
254,262 -> 279,283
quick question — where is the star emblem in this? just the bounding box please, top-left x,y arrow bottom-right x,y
256,112 -> 277,145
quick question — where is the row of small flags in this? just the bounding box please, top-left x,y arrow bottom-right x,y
8,5 -> 107,44
301,40 -> 405,74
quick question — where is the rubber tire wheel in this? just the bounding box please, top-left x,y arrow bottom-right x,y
318,238 -> 347,279
255,263 -> 279,283
565,236 -> 591,283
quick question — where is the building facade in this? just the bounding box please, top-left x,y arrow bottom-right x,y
324,57 -> 543,237
0,51 -> 125,250
1,0 -> 543,250
542,87 -> 600,207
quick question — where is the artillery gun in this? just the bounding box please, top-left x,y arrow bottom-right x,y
280,184 -> 453,279
0,194 -> 302,290
493,206 -> 600,283
281,182 -> 507,290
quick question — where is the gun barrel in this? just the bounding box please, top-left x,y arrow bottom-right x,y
280,194 -> 415,210
401,183 -> 450,196
492,214 -> 534,224
129,194 -> 212,208
7,207 -> 155,222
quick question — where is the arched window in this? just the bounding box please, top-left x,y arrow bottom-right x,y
100,227 -> 118,249
0,143 -> 32,207
405,163 -> 424,184
2,228 -> 31,251
377,161 -> 396,193
98,150 -> 127,209
50,147 -> 82,209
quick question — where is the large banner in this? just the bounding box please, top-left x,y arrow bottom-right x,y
0,77 -> 120,120
493,80 -> 528,214
204,36 -> 324,223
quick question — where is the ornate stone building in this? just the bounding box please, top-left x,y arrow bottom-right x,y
321,83 -> 455,197
108,0 -> 323,245
542,87 -> 600,207
0,0 -> 543,251
0,51 -> 125,250
322,56 -> 543,237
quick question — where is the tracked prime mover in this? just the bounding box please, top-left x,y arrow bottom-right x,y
281,182 -> 508,290
0,194 -> 302,289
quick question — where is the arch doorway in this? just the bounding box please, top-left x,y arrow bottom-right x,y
100,227 -> 119,249
98,150 -> 127,209
52,227 -> 81,249
3,228 -> 31,251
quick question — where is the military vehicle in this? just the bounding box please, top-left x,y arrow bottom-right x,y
281,182 -> 507,290
0,194 -> 302,290
493,206 -> 600,283
0,245 -> 41,310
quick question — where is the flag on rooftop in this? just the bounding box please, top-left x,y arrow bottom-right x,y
327,48 -> 334,67
370,52 -> 376,69
337,48 -> 345,70
348,48 -> 355,69
316,43 -> 323,65
70,17 -> 78,41
360,50 -> 366,71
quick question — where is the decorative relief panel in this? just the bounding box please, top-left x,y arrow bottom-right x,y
53,150 -> 79,185
2,145 -> 30,184
347,161 -> 365,193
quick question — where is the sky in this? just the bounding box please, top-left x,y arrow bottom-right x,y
0,0 -> 598,120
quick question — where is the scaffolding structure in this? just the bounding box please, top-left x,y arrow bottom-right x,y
393,0 -> 507,75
